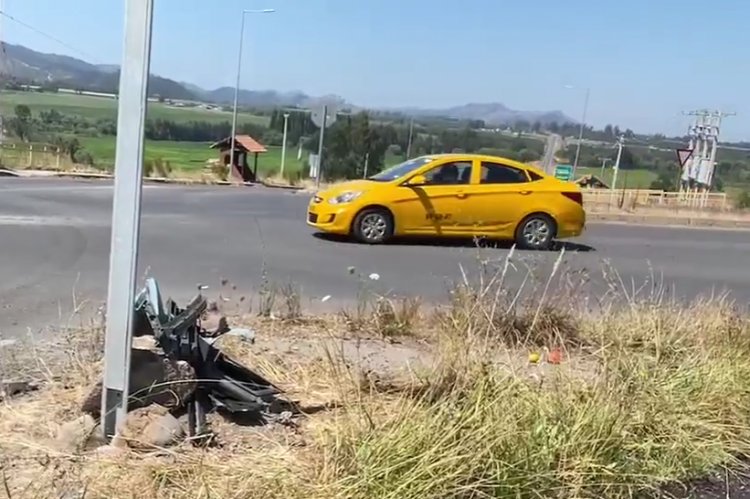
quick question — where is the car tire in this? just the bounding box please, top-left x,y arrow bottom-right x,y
515,214 -> 556,250
352,208 -> 393,244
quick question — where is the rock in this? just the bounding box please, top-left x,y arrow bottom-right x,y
81,349 -> 197,419
132,335 -> 159,351
202,312 -> 230,337
93,444 -> 128,458
55,415 -> 98,453
0,379 -> 38,399
225,328 -> 256,343
0,339 -> 17,348
117,405 -> 184,450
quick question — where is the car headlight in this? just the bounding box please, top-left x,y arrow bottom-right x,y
329,191 -> 363,205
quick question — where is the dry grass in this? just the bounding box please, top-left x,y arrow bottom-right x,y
3,257 -> 750,498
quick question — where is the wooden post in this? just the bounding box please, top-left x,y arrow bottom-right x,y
28,145 -> 33,167
56,147 -> 61,169
253,152 -> 258,182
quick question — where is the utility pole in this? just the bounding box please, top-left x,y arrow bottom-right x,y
229,9 -> 274,182
681,110 -> 734,200
405,117 -> 414,159
279,112 -> 289,179
314,105 -> 327,190
363,152 -> 369,179
611,135 -> 624,191
571,87 -> 590,178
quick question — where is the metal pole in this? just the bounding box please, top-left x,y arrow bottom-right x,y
612,136 -> 623,191
280,112 -> 289,178
0,0 -> 4,152
101,0 -> 154,440
572,87 -> 589,178
363,151 -> 369,178
229,13 -> 246,182
406,117 -> 414,159
315,105 -> 327,190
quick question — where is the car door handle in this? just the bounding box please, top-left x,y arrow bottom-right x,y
519,190 -> 532,195
456,193 -> 468,199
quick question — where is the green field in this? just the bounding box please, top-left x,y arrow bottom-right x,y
79,136 -> 306,177
0,90 -> 269,125
576,166 -> 658,189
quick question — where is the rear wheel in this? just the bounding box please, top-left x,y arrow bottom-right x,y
516,214 -> 555,250
352,208 -> 393,244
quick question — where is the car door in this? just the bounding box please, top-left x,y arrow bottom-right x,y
466,161 -> 537,238
391,159 -> 475,235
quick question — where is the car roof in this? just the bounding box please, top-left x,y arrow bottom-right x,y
417,153 -> 549,177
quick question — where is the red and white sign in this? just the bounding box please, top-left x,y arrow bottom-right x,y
676,148 -> 693,167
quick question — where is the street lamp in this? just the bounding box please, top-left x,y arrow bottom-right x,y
280,112 -> 290,178
229,8 -> 275,180
564,85 -> 590,178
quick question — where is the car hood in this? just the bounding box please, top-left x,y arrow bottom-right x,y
318,180 -> 376,199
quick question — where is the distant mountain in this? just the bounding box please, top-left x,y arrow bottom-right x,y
393,103 -> 575,126
0,43 -> 195,100
444,103 -> 574,126
203,86 -> 349,110
0,43 -> 575,126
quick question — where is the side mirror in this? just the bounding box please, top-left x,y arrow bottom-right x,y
405,174 -> 427,187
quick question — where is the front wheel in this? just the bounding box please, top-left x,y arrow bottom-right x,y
516,214 -> 556,250
352,208 -> 393,244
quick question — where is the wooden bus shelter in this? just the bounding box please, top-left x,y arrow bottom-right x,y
209,134 -> 267,182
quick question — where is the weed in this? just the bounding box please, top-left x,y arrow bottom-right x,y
257,266 -> 277,318
279,280 -> 303,321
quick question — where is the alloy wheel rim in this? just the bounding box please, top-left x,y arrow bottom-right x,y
361,213 -> 388,241
522,219 -> 550,247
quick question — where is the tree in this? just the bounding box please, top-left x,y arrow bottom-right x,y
53,136 -> 81,163
619,147 -> 639,170
9,104 -> 33,141
650,171 -> 676,191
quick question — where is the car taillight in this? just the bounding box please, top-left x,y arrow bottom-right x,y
562,192 -> 583,205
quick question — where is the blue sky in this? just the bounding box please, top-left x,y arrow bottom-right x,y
2,0 -> 748,140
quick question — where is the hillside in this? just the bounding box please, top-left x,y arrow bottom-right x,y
0,42 -> 575,126
0,43 -> 195,100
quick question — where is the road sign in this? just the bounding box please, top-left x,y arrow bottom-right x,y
311,105 -> 337,128
554,164 -> 573,181
102,0 -> 154,440
676,148 -> 693,167
308,153 -> 319,178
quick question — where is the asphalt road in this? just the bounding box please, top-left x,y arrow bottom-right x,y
2,177 -> 749,337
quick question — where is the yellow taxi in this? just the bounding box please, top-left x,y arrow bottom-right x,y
306,153 -> 585,250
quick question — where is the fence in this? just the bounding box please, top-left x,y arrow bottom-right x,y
0,143 -> 69,170
582,188 -> 728,211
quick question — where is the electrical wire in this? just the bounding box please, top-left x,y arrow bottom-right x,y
0,9 -> 100,63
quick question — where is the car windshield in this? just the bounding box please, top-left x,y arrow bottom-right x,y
368,157 -> 432,182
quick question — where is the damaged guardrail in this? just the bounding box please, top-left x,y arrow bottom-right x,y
82,278 -> 285,441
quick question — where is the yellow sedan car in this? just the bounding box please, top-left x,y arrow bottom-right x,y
306,153 -> 585,250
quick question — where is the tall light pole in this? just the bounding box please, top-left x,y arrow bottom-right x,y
611,135 -> 624,190
229,8 -> 274,180
565,85 -> 590,178
405,117 -> 414,159
279,112 -> 289,178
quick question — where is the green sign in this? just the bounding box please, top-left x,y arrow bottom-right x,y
554,164 -> 573,181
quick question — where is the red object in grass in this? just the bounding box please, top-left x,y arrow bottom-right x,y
547,348 -> 563,365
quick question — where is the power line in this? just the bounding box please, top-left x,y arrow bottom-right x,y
0,9 -> 100,63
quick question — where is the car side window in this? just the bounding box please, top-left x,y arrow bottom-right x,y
422,161 -> 472,185
480,162 -> 529,184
